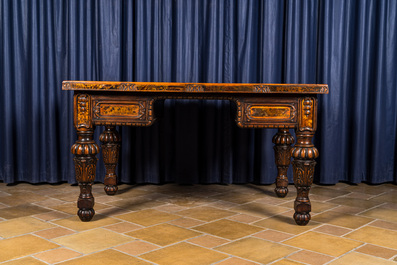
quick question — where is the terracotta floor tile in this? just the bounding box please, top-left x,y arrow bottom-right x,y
370,220 -> 397,231
272,259 -> 306,265
193,219 -> 263,240
380,202 -> 397,210
216,257 -> 260,264
50,192 -> 81,203
0,234 -> 59,262
95,206 -> 131,216
356,244 -> 397,259
1,257 -> 47,265
168,217 -> 205,228
0,216 -> 55,238
58,249 -> 151,265
227,213 -> 263,223
212,192 -> 265,204
104,221 -> 142,233
310,194 -> 336,202
206,200 -> 239,209
310,186 -> 351,198
0,192 -> 47,206
345,191 -> 374,200
254,215 -> 320,234
49,202 -> 110,215
312,211 -> 373,229
115,240 -> 160,255
126,223 -> 201,246
278,200 -> 336,214
162,196 -> 212,207
283,231 -> 363,256
177,206 -> 236,221
360,207 -> 397,223
0,204 -> 51,219
188,234 -> 230,248
3,183 -> 397,265
253,229 -> 294,242
254,195 -> 294,206
310,201 -> 339,213
140,242 -> 228,265
342,184 -> 393,195
34,248 -> 82,263
345,226 -> 397,249
52,214 -> 120,231
370,191 -> 397,203
154,203 -> 188,212
328,252 -> 396,265
115,186 -> 158,198
33,197 -> 66,207
230,202 -> 289,218
288,250 -> 334,265
94,194 -> 123,204
331,205 -> 366,215
313,224 -> 352,236
115,209 -> 179,226
34,211 -> 71,221
52,228 -> 133,254
34,227 -> 75,239
216,237 -> 298,264
328,197 -> 383,209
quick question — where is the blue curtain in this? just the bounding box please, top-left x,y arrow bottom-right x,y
1,0 -> 396,184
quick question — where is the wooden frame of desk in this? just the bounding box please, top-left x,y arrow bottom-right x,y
63,81 -> 328,225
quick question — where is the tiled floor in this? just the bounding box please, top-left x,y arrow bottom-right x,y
0,182 -> 397,264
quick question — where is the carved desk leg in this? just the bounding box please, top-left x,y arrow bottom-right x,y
291,97 -> 319,225
273,129 -> 294,198
291,131 -> 319,225
71,130 -> 99,222
99,126 -> 121,195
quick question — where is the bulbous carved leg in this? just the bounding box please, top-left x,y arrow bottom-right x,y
99,126 -> 121,195
272,129 -> 294,198
291,131 -> 319,225
71,130 -> 99,222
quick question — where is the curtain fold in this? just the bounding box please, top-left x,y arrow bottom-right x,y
1,0 -> 396,184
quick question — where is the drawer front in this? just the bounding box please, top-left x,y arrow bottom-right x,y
92,96 -> 155,126
236,98 -> 298,128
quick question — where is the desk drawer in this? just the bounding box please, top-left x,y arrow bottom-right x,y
92,96 -> 155,126
236,98 -> 298,128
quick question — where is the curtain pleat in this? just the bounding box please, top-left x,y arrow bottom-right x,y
1,0 -> 396,185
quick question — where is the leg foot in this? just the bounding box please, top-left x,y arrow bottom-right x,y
78,209 -> 95,222
273,129 -> 294,198
104,185 -> 118,195
100,126 -> 121,195
76,182 -> 95,221
293,212 -> 311,226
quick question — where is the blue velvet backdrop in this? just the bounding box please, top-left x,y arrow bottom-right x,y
1,0 -> 396,184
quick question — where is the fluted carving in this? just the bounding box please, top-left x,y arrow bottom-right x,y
100,126 -> 121,195
71,130 -> 98,222
272,129 -> 294,197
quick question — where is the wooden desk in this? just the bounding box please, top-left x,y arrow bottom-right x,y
63,81 -> 328,225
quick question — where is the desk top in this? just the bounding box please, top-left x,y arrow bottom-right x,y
62,81 -> 328,94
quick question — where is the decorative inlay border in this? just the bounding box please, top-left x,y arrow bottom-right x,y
63,81 -> 329,94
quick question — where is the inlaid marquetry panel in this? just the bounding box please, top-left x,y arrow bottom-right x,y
235,98 -> 298,128
74,94 -> 93,130
91,96 -> 156,127
298,97 -> 317,131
